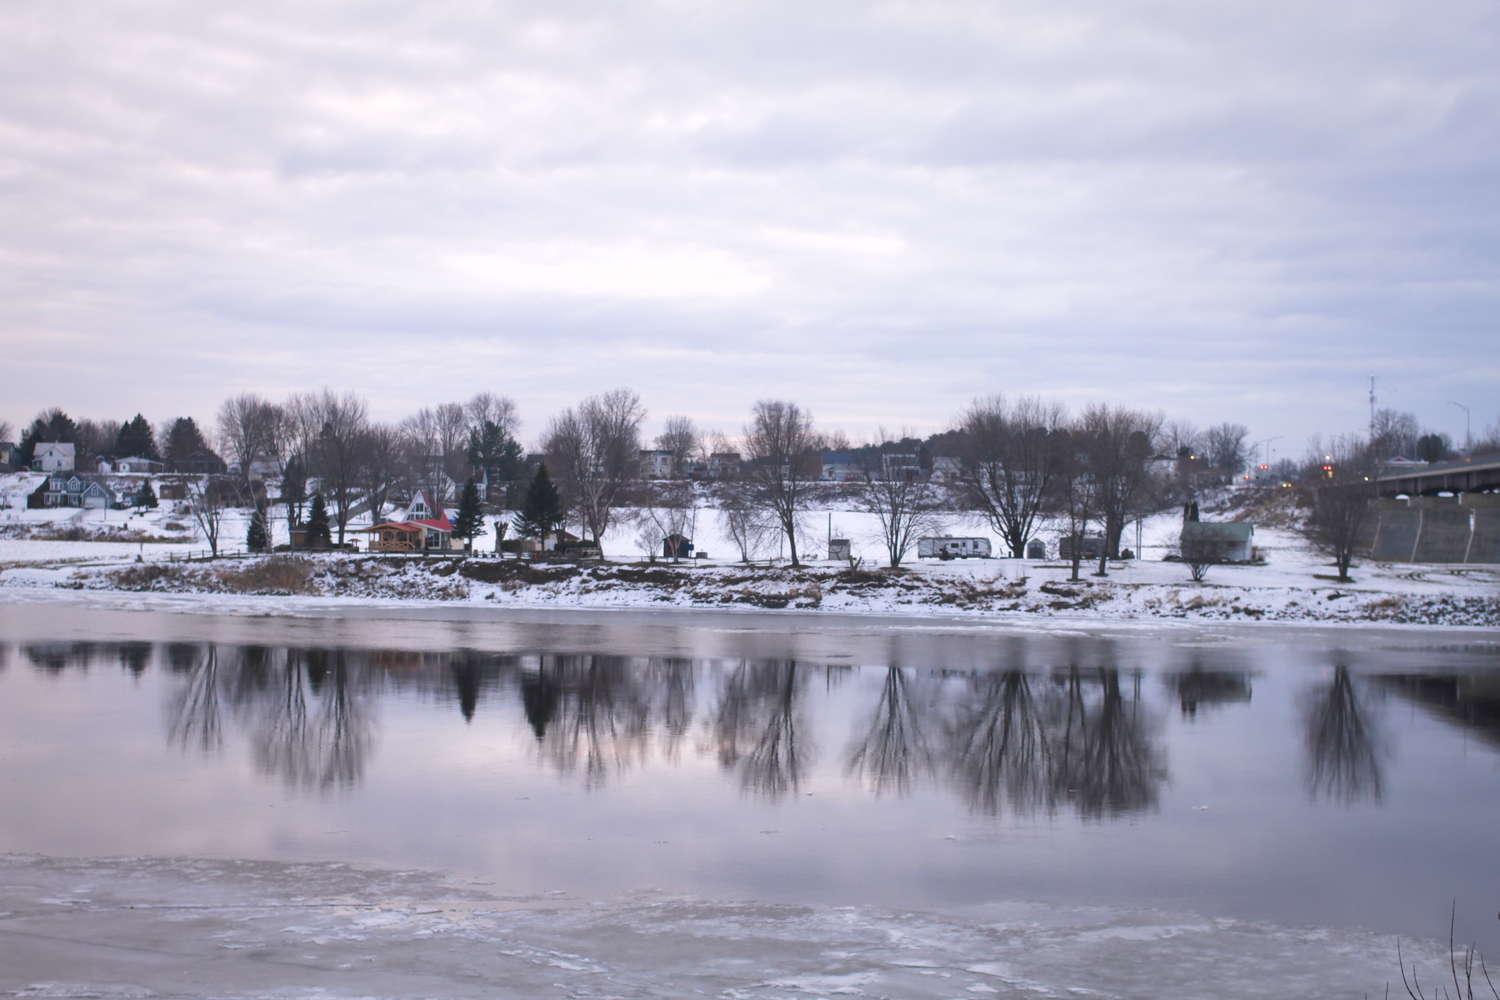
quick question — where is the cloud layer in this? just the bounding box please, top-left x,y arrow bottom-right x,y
2,0 -> 1495,446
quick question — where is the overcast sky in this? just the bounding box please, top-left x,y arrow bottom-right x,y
2,0 -> 1495,454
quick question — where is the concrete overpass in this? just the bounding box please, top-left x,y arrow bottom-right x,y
1377,454 -> 1500,497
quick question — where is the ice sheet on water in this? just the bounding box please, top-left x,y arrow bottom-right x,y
0,854 -> 1449,1000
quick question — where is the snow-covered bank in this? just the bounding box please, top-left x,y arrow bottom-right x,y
4,544 -> 1496,627
1,483 -> 1495,627
0,853 -> 1448,1000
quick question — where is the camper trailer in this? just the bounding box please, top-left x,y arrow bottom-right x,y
917,536 -> 992,559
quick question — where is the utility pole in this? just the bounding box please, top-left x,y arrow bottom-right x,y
1447,402 -> 1471,457
1368,375 -> 1376,441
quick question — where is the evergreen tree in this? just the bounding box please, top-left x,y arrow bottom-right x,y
115,414 -> 160,460
135,480 -> 158,509
162,417 -> 220,471
453,477 -> 484,552
466,420 -> 525,487
281,455 -> 307,525
246,506 -> 270,552
305,492 -> 332,547
16,409 -> 77,467
513,464 -> 564,540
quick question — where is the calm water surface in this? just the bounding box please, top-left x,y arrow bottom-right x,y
2,602 -> 1498,952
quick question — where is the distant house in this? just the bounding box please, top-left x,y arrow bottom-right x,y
640,449 -> 674,479
882,453 -> 921,478
115,456 -> 164,474
403,490 -> 447,522
1180,521 -> 1255,563
169,450 -> 226,475
157,480 -> 190,501
820,452 -> 860,482
0,441 -> 17,466
705,452 -> 741,480
929,456 -> 962,484
41,473 -> 117,509
31,442 -> 75,472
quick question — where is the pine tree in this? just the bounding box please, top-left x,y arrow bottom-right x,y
513,464 -> 564,540
305,493 -> 332,548
246,506 -> 269,552
453,478 -> 484,552
135,480 -> 158,509
115,414 -> 161,460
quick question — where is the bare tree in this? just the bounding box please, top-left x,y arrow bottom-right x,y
399,405 -> 467,505
717,488 -> 777,562
434,402 -> 470,484
1370,408 -> 1421,462
1301,433 -> 1376,582
465,392 -> 520,439
1048,426 -> 1098,583
543,388 -> 646,544
656,416 -> 701,478
305,390 -> 369,545
1204,422 -> 1250,473
635,478 -> 696,561
357,423 -> 406,527
856,431 -> 946,568
217,394 -> 285,479
186,478 -> 228,557
0,419 -> 11,445
1163,419 -> 1202,459
956,395 -> 1068,558
742,400 -> 820,566
1076,403 -> 1165,571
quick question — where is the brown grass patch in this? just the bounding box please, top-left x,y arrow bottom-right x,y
214,556 -> 317,595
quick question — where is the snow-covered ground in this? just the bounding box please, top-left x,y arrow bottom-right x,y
2,475 -> 1495,626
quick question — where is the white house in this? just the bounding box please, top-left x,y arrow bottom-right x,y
32,443 -> 76,472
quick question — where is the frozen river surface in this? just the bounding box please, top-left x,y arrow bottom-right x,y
1,601 -> 1497,998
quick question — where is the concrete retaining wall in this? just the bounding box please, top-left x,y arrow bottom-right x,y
1370,495 -> 1500,563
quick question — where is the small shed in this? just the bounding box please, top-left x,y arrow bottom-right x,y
663,533 -> 694,559
1027,538 -> 1047,560
1059,534 -> 1105,561
1180,521 -> 1255,563
827,538 -> 851,561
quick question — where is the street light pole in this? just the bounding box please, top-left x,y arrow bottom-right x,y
1447,402 -> 1470,457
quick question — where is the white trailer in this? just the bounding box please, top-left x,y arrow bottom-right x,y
917,536 -> 992,559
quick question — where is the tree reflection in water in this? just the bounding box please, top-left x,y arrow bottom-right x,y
531,656 -> 653,788
1052,668 -> 1165,820
1303,664 -> 1382,804
714,661 -> 812,799
19,642 -> 1184,812
163,645 -> 374,792
166,644 -> 221,753
948,670 -> 1050,815
847,668 -> 935,796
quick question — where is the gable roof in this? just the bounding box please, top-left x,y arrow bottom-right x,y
1181,521 -> 1254,542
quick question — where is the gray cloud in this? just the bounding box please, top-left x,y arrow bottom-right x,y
1,0 -> 1495,447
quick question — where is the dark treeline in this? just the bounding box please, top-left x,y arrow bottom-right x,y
9,640 -> 1423,811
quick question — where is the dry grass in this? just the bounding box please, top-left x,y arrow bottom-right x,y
214,556 -> 316,595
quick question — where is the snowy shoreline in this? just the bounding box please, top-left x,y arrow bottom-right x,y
4,547 -> 1496,629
